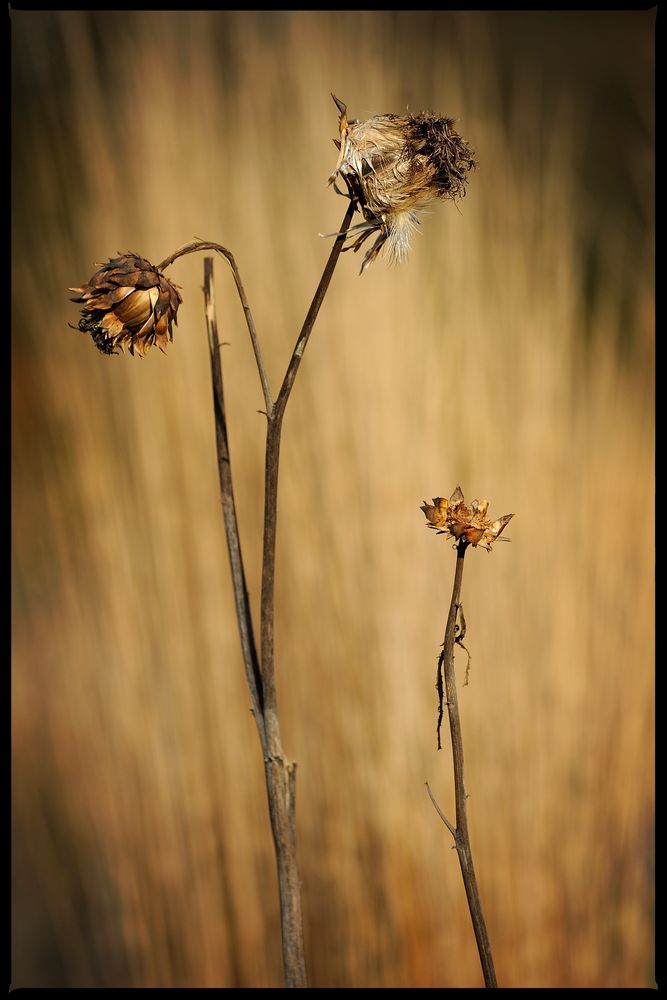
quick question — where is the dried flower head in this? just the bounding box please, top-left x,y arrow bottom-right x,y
328,94 -> 476,272
70,253 -> 182,356
421,486 -> 513,552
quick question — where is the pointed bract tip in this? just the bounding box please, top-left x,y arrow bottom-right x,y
331,93 -> 347,116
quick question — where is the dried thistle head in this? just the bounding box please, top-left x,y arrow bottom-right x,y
328,94 -> 476,272
70,253 -> 182,356
421,487 -> 513,552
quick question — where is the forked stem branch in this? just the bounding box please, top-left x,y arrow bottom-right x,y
167,204 -> 354,987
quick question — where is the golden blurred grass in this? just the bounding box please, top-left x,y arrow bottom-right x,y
11,10 -> 654,988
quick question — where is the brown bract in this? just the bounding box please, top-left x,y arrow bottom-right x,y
70,254 -> 182,356
328,94 -> 476,273
421,486 -> 513,551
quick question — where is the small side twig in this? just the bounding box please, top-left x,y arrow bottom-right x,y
427,538 -> 498,989
455,603 -> 472,687
425,780 -> 456,839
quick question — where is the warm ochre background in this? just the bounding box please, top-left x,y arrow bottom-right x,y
12,10 -> 654,989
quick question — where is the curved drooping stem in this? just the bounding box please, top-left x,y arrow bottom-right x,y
426,540 -> 498,989
159,240 -> 273,417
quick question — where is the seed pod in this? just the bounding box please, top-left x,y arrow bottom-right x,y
70,253 -> 182,356
329,95 -> 476,272
421,487 -> 513,552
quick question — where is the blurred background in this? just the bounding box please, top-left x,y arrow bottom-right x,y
11,10 -> 654,989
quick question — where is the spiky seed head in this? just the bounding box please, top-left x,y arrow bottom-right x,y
329,95 -> 476,272
70,253 -> 182,356
421,487 -> 513,552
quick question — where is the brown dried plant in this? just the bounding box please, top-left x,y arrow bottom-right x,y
326,94 -> 476,271
421,485 -> 513,550
69,94 -> 478,990
422,487 -> 515,989
69,253 -> 182,356
70,212 -> 355,988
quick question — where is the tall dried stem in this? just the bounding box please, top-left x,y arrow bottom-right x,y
256,203 -> 354,985
426,539 -> 498,988
167,206 -> 353,987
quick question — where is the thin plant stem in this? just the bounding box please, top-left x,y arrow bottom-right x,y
202,259 -> 265,739
160,241 -> 273,415
256,202 -> 355,986
170,205 -> 353,987
200,255 -> 305,986
426,539 -> 498,988
259,202 -> 355,719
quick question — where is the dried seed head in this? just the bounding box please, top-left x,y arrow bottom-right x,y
70,253 -> 182,356
421,486 -> 513,552
328,95 -> 476,272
